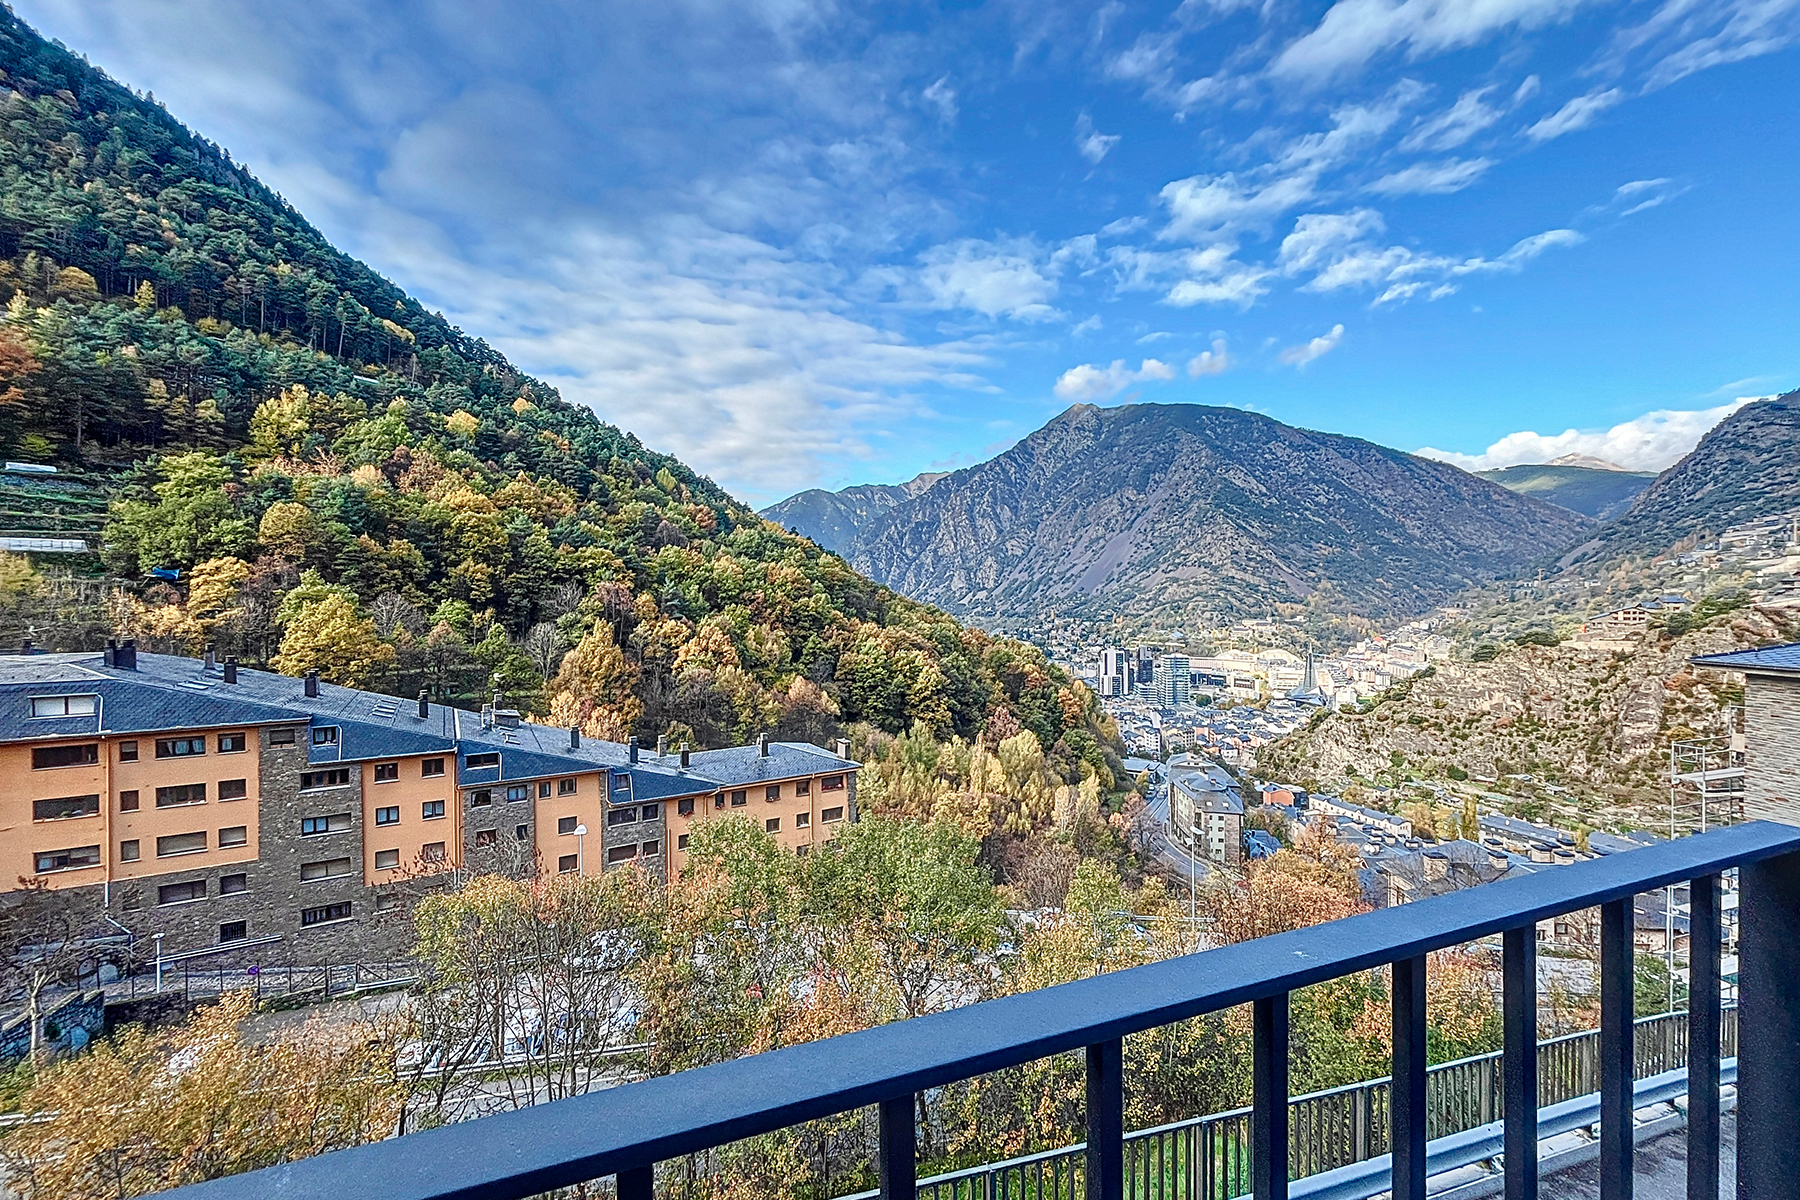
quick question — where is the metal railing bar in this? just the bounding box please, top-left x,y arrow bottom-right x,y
1688,873 -> 1721,1200
880,1096 -> 915,1200
1086,1039 -> 1123,1200
1391,956 -> 1426,1200
153,823 -> 1800,1200
1598,899 -> 1633,1200
1254,994 -> 1290,1200
1502,926 -> 1537,1200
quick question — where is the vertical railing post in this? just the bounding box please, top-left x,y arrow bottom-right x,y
1599,898 -> 1634,1200
1688,873 -> 1721,1200
880,1095 -> 916,1200
1392,956 -> 1427,1200
617,1164 -> 653,1200
1253,994 -> 1289,1200
1503,925 -> 1538,1200
1087,1038 -> 1123,1200
1738,851 -> 1800,1200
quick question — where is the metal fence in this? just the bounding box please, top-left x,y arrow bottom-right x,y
878,1005 -> 1737,1200
120,959 -> 416,1004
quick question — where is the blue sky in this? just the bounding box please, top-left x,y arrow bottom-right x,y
17,0 -> 1800,504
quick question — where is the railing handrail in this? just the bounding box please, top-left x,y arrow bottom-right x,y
155,820 -> 1800,1200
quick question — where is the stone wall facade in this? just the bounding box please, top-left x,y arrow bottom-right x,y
1746,673 -> 1800,826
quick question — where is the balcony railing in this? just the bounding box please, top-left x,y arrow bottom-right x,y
157,820 -> 1800,1200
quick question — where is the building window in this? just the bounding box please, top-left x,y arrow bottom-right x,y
374,762 -> 399,783
218,731 -> 246,753
821,806 -> 845,823
538,780 -> 552,798
677,833 -> 690,850
300,902 -> 353,927
821,775 -> 845,792
30,695 -> 96,718
608,808 -> 637,826
505,785 -> 529,803
475,829 -> 497,847
155,737 -> 206,759
422,758 -> 445,777
119,789 -> 139,812
795,779 -> 811,796
765,785 -> 781,802
466,752 -> 500,769
299,769 -> 351,790
300,857 -> 353,882
558,778 -> 577,795
374,849 -> 400,870
606,845 -> 636,864
641,803 -> 660,820
33,794 -> 98,821
219,921 -> 247,942
218,826 -> 248,848
714,795 -> 725,809
375,806 -> 400,826
118,741 -> 138,762
218,778 -> 248,801
300,813 -> 352,837
34,845 -> 100,873
156,831 -> 207,857
421,842 -> 445,862
678,797 -> 694,816
729,789 -> 747,806
640,840 -> 660,857
795,811 -> 811,828
467,789 -> 492,808
312,727 -> 339,746
422,800 -> 445,820
375,892 -> 401,913
558,816 -> 578,835
219,873 -> 247,895
611,774 -> 631,794
515,824 -> 529,841
765,818 -> 780,833
269,727 -> 297,746
119,839 -> 140,862
156,783 -> 207,808
158,880 -> 205,906
796,844 -> 811,857
558,854 -> 579,873
32,744 -> 97,770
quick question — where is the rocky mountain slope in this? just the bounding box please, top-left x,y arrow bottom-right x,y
760,471 -> 945,554
1475,462 -> 1655,520
1562,394 -> 1800,565
828,403 -> 1589,629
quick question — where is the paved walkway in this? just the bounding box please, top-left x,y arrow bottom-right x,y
1541,1114 -> 1734,1199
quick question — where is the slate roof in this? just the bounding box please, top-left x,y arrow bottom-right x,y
0,651 -> 856,794
1691,643 -> 1800,678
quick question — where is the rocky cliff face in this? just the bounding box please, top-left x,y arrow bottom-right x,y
759,471 -> 946,553
1562,393 -> 1800,564
833,403 -> 1589,628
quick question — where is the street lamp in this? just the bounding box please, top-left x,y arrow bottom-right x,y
152,932 -> 164,994
573,824 -> 588,876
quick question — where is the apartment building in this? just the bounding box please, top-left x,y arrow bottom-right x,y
0,643 -> 858,959
1693,643 -> 1800,825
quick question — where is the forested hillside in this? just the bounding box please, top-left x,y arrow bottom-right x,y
0,8 -> 1118,780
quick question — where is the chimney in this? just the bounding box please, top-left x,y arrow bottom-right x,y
203,643 -> 215,671
758,733 -> 769,757
418,689 -> 429,719
19,636 -> 32,654
480,704 -> 493,730
1423,850 -> 1450,883
656,734 -> 667,758
304,669 -> 319,698
1488,848 -> 1511,873
115,639 -> 136,671
223,657 -> 238,684
492,689 -> 503,712
835,737 -> 851,760
680,742 -> 690,769
628,736 -> 639,764
569,725 -> 580,750
104,637 -> 116,667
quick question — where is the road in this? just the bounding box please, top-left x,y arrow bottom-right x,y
1143,783 -> 1215,888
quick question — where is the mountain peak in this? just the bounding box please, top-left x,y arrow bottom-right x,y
1546,453 -> 1632,471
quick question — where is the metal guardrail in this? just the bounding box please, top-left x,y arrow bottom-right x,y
151,821 -> 1800,1200
835,1006 -> 1735,1200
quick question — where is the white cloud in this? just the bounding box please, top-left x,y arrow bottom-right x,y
1163,244 -> 1273,307
1367,157 -> 1493,195
1187,339 -> 1233,376
922,76 -> 958,124
1607,177 -> 1688,216
1279,209 -> 1387,275
918,239 -> 1062,320
1279,323 -> 1345,366
1159,171 -> 1318,242
1074,112 -> 1121,164
1522,88 -> 1623,141
1271,0 -> 1590,82
1054,358 -> 1178,400
1399,86 -> 1502,151
1415,397 -> 1765,472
